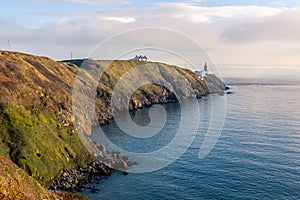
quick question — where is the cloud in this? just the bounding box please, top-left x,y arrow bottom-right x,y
271,0 -> 286,7
155,3 -> 283,23
100,16 -> 136,23
38,0 -> 131,5
220,7 -> 300,43
1,2 -> 299,65
181,0 -> 208,5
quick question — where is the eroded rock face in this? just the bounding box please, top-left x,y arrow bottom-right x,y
71,60 -> 220,132
204,74 -> 227,93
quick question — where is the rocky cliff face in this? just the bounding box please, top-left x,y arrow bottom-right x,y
68,59 -> 218,134
204,74 -> 227,92
0,50 -> 226,198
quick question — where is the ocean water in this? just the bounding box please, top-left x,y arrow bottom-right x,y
84,66 -> 300,199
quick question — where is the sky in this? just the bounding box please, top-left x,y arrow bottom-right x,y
1,0 -> 300,66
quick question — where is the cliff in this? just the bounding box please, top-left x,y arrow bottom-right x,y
0,50 -> 226,198
67,59 -> 224,135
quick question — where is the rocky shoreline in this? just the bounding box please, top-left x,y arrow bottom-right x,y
48,160 -> 113,194
49,144 -> 137,194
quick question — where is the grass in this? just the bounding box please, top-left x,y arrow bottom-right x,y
0,156 -> 88,199
0,103 -> 92,186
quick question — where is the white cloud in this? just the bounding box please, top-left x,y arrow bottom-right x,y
271,0 -> 286,7
40,0 -> 131,5
23,25 -> 40,30
220,7 -> 300,43
155,3 -> 283,23
181,0 -> 208,5
100,16 -> 136,23
1,2 -> 300,65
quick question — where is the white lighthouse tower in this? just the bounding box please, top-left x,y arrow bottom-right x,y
204,61 -> 208,71
194,61 -> 213,78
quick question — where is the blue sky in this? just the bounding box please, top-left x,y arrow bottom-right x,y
1,0 -> 300,65
1,0 -> 297,26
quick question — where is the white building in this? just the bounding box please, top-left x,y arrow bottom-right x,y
194,62 -> 213,78
129,55 -> 148,62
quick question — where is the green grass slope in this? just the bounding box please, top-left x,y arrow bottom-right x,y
0,50 -> 93,187
0,104 -> 91,185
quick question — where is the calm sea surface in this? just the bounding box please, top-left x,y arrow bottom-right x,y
84,66 -> 300,199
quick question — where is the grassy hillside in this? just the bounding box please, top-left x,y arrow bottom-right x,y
0,50 -> 93,187
0,156 -> 88,199
0,104 -> 92,185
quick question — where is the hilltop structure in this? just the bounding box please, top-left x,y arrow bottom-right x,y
129,55 -> 148,62
195,62 -> 213,78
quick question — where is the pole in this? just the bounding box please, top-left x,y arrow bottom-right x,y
8,39 -> 11,51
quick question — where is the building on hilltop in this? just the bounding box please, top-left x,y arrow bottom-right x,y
194,62 -> 213,79
204,61 -> 208,71
129,55 -> 148,62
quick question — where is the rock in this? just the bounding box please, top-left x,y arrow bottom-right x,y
110,160 -> 128,171
48,148 -> 136,194
75,185 -> 85,192
121,156 -> 128,161
91,188 -> 100,193
97,144 -> 106,152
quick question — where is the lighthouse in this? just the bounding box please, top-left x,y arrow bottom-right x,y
204,62 -> 208,71
194,61 -> 213,79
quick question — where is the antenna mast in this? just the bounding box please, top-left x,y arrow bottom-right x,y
8,39 -> 11,51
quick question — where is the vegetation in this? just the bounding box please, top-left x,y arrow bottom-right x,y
0,156 -> 89,199
0,50 -> 225,199
0,104 -> 92,186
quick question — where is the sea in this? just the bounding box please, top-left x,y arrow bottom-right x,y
83,65 -> 300,199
